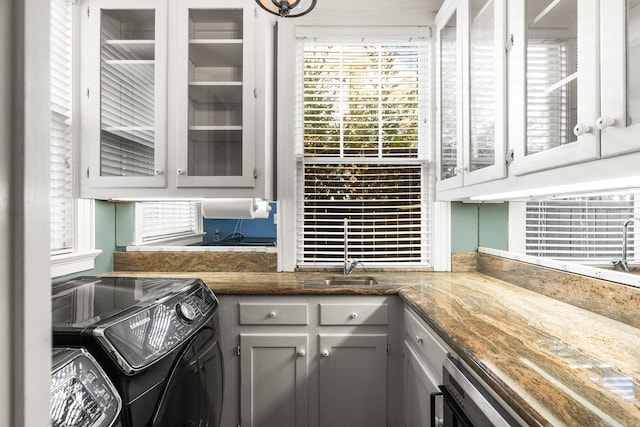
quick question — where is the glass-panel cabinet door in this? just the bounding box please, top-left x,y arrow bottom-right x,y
600,0 -> 640,157
176,0 -> 255,188
82,0 -> 167,190
435,0 -> 464,190
509,0 -> 599,175
464,0 -> 507,186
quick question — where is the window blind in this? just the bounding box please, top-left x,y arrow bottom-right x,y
526,194 -> 639,262
526,39 -> 574,154
297,38 -> 430,267
138,202 -> 200,243
50,0 -> 75,255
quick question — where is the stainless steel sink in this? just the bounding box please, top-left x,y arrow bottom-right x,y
323,276 -> 378,286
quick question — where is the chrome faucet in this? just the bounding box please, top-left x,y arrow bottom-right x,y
612,217 -> 637,272
343,218 -> 360,275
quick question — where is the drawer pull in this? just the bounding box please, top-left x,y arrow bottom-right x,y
298,349 -> 306,357
269,311 -> 277,318
416,335 -> 423,343
350,312 -> 358,319
322,350 -> 329,357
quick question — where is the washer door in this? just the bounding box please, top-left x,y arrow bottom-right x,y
151,326 -> 223,427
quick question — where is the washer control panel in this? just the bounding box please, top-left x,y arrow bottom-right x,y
102,280 -> 219,373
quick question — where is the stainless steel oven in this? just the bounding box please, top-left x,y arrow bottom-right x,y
431,355 -> 522,427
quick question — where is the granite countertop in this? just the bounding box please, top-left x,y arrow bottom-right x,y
108,270 -> 640,426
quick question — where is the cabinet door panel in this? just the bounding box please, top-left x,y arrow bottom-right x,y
436,0 -> 464,190
509,0 -> 599,175
240,334 -> 309,427
318,334 -> 387,427
175,1 -> 255,188
402,341 -> 443,427
81,0 -> 168,191
600,0 -> 640,157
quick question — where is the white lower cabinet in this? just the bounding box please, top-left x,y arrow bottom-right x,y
217,295 -> 452,427
401,341 -> 442,427
401,306 -> 451,427
218,295 -> 394,427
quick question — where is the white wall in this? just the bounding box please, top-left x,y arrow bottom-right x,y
1,0 -> 52,425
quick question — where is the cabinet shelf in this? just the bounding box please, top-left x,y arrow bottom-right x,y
103,40 -> 155,59
188,82 -> 242,104
189,40 -> 243,67
189,125 -> 242,132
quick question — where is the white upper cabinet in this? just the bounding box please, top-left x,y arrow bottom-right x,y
80,0 -> 273,199
81,0 -> 168,189
600,0 -> 640,157
435,0 -> 507,191
175,2 -> 255,188
508,0 -> 600,175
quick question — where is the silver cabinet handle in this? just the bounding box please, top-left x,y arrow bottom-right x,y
298,349 -> 306,357
350,312 -> 358,319
321,350 -> 329,357
415,335 -> 423,344
269,311 -> 277,318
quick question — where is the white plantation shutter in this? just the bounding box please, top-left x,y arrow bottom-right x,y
296,34 -> 430,267
526,194 -> 640,262
50,0 -> 75,254
137,202 -> 201,243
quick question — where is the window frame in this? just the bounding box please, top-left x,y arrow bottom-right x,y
511,194 -> 640,265
50,0 -> 101,278
277,24 -> 440,271
131,201 -> 204,247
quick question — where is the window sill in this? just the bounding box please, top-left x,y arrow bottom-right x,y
51,249 -> 103,278
131,232 -> 206,248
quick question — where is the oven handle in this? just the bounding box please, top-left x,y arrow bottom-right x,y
430,391 -> 443,427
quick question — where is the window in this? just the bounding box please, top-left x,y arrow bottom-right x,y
50,0 -> 100,277
524,193 -> 640,264
133,202 -> 203,246
295,30 -> 431,267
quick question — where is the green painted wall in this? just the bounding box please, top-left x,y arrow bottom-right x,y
53,201 -> 136,283
451,202 -> 508,252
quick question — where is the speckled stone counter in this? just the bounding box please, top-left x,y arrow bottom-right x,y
107,270 -> 640,426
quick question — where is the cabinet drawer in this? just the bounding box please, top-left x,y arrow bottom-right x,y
239,303 -> 309,325
404,308 -> 449,372
320,303 -> 388,325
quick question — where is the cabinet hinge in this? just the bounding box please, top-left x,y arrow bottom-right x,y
253,168 -> 258,179
505,149 -> 514,166
505,34 -> 514,53
236,345 -> 241,356
86,87 -> 90,98
387,344 -> 391,357
86,167 -> 90,178
87,6 -> 90,18
254,87 -> 258,99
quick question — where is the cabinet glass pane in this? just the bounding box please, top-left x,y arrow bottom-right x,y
628,0 -> 640,126
440,12 -> 458,181
187,9 -> 243,177
526,0 -> 578,156
469,0 -> 495,171
100,10 -> 156,177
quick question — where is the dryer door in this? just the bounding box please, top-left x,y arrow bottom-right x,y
151,326 -> 224,427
